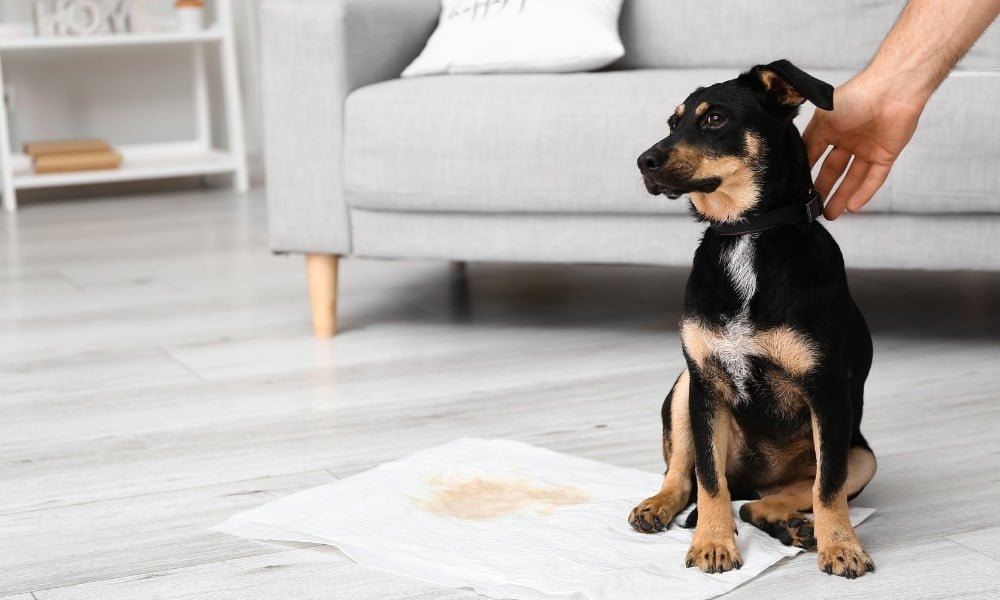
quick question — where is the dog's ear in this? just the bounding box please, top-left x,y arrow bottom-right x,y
749,59 -> 834,111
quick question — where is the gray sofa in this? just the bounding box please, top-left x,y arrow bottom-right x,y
260,0 -> 1000,336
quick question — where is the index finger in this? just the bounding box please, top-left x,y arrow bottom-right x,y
845,163 -> 892,213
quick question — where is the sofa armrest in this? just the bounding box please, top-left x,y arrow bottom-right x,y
260,0 -> 440,254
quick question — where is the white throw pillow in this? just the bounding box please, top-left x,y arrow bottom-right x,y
402,0 -> 626,77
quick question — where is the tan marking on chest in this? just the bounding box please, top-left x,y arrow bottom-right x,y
680,319 -> 743,403
755,326 -> 819,376
680,318 -> 713,367
681,319 -> 819,378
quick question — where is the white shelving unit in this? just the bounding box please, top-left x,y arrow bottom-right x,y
0,0 -> 247,212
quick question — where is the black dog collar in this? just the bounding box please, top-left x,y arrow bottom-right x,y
709,190 -> 824,236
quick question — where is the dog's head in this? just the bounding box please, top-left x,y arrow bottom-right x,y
637,60 -> 833,223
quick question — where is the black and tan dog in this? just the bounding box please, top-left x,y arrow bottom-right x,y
628,60 -> 877,579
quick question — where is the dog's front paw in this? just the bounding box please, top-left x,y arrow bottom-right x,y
818,542 -> 875,578
628,493 -> 684,533
685,537 -> 743,573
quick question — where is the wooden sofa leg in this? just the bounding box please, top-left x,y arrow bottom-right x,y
305,254 -> 339,337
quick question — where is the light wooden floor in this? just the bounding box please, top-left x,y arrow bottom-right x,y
2,189 -> 1000,600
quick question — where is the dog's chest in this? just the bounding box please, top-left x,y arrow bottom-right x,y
681,235 -> 818,404
713,236 -> 758,402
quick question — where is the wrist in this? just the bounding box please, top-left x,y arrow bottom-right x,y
851,66 -> 932,112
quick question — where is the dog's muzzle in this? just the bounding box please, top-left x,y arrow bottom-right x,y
638,149 -> 720,199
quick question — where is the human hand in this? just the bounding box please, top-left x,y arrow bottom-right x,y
802,74 -> 924,220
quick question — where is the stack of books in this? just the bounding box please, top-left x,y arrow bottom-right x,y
24,139 -> 122,174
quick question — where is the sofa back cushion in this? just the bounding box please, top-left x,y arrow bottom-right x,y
616,0 -> 999,71
344,68 -> 1000,217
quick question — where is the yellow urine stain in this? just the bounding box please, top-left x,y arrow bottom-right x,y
414,474 -> 588,520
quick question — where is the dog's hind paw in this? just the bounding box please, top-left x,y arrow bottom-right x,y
738,503 -> 816,549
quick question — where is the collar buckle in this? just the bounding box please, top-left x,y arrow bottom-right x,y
805,192 -> 823,222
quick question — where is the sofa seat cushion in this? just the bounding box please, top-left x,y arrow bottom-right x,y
343,69 -> 1000,216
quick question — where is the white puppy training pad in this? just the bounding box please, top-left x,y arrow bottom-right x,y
215,438 -> 874,600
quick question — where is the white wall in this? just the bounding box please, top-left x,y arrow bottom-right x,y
0,0 -> 264,181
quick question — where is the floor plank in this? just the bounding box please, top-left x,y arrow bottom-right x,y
948,526 -> 1000,563
726,538 -> 1000,599
33,547 -> 482,600
0,470 -> 335,595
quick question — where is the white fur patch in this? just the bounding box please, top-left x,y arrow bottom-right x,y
720,234 -> 757,306
710,319 -> 757,403
716,235 -> 759,403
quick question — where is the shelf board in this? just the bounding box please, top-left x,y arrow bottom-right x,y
0,28 -> 223,51
12,144 -> 238,189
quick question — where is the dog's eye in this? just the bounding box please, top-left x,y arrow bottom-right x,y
667,115 -> 678,132
704,112 -> 727,129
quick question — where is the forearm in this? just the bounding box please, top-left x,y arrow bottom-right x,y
861,0 -> 1000,105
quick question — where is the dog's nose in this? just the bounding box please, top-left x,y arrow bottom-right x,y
637,149 -> 663,175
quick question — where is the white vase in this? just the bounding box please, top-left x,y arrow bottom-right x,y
176,6 -> 203,32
